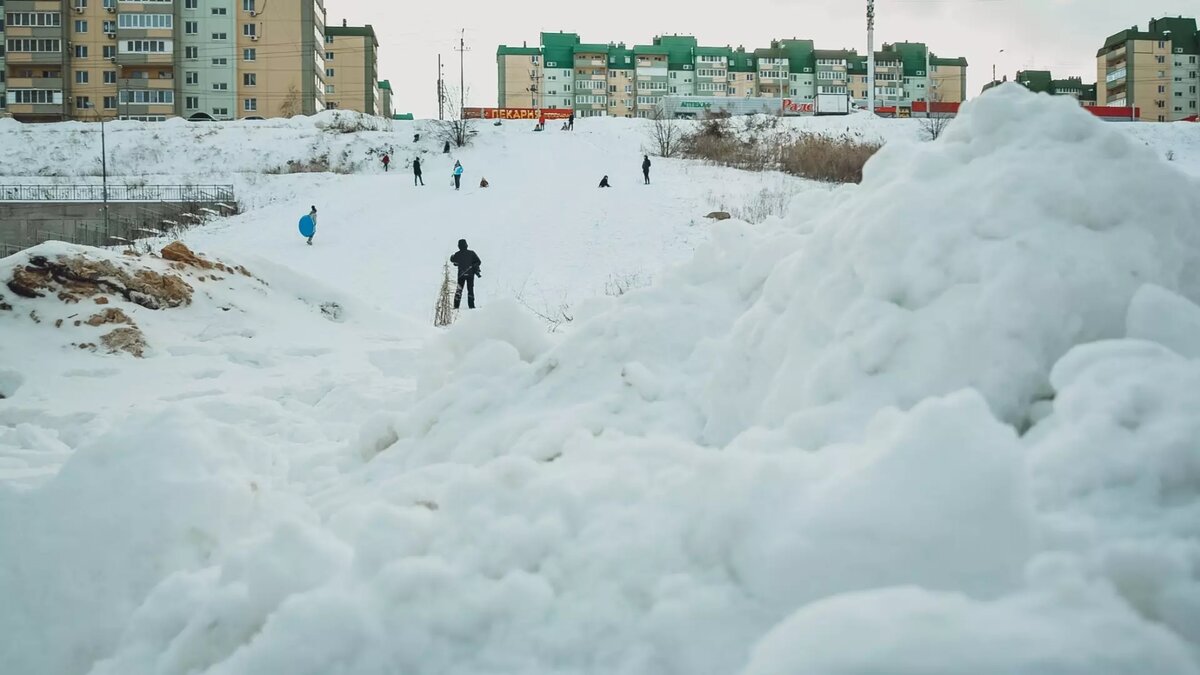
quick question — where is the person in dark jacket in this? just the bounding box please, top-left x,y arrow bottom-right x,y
642,155 -> 652,184
413,157 -> 424,185
450,239 -> 482,309
598,175 -> 611,188
443,140 -> 451,154
568,112 -> 575,130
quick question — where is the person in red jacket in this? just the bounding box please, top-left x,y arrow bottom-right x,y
381,153 -> 390,172
538,112 -> 546,131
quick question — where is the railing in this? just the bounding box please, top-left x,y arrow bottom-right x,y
0,184 -> 235,203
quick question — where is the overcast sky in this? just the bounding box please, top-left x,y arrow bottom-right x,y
333,0 -> 1195,117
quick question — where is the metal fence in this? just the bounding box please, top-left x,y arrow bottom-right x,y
0,184 -> 235,203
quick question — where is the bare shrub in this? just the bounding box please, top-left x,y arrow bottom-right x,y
779,134 -> 882,184
435,86 -> 476,149
919,114 -> 952,141
648,107 -> 684,158
433,262 -> 456,327
604,272 -> 650,297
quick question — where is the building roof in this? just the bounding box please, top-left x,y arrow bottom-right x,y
1015,69 -> 1053,93
541,31 -> 581,48
779,39 -> 815,73
607,44 -> 635,69
1150,16 -> 1199,54
728,47 -> 756,72
576,43 -> 611,53
496,45 -> 542,56
633,45 -> 670,55
884,41 -> 926,76
327,24 -> 379,47
378,80 -> 392,91
814,49 -> 857,61
931,55 -> 968,67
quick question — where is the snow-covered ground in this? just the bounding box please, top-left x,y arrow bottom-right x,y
3,87 -> 1200,674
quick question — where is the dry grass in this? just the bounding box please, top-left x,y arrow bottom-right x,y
780,134 -> 883,184
680,116 -> 882,184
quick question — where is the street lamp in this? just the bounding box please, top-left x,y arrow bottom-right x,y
992,49 -> 1006,88
84,102 -> 110,242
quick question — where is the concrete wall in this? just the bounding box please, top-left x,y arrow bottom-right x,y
0,199 -> 235,253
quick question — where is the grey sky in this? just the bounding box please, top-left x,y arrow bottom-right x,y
332,0 -> 1196,117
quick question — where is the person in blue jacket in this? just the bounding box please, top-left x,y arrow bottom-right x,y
453,161 -> 464,190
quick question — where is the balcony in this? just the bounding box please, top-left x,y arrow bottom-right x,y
5,102 -> 65,117
1105,47 -> 1127,67
6,77 -> 63,90
575,58 -> 605,67
5,51 -> 65,65
119,76 -> 174,90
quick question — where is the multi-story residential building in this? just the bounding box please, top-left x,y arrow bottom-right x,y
378,78 -> 391,117
180,0 -> 236,121
983,70 -> 1097,106
324,21 -> 379,115
1097,16 -> 1199,122
3,0 -> 357,123
496,32 -> 967,118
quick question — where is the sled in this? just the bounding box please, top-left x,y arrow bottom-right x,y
298,214 -> 316,238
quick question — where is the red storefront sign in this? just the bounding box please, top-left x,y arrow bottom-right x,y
462,108 -> 574,120
781,99 -> 814,115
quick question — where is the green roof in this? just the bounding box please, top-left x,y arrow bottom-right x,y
728,47 -> 756,72
607,45 -> 635,69
1150,16 -> 1199,54
496,45 -> 542,56
633,45 -> 670,55
814,49 -> 856,61
576,43 -> 611,53
931,55 -> 968,67
1015,70 -> 1053,93
780,39 -> 815,73
378,80 -> 392,91
654,35 -> 698,69
327,24 -> 378,47
393,113 -> 413,120
884,41 -> 927,76
694,46 -> 733,57
541,31 -> 580,48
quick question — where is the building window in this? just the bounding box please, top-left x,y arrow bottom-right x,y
326,68 -> 335,78
117,14 -> 173,29
118,90 -> 174,105
212,82 -> 228,90
212,58 -> 228,65
185,0 -> 198,8
244,98 -> 257,112
212,33 -> 227,40
243,0 -> 256,11
243,48 -> 256,61
326,52 -> 334,60
186,46 -> 199,59
186,96 -> 199,109
74,45 -> 88,58
1156,55 -> 1166,64
104,95 -> 117,109
76,70 -> 89,84
186,71 -> 198,85
121,40 -> 169,54
76,96 -> 91,110
1159,85 -> 1166,93
243,24 -> 256,37
243,73 -> 256,86
326,84 -> 335,93
6,12 -> 62,27
185,21 -> 198,34
212,7 -> 227,14
213,107 -> 229,116
104,70 -> 117,84
103,46 -> 116,59
75,20 -> 88,33
103,20 -> 115,33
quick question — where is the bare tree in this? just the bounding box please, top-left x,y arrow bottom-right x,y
434,262 -> 457,327
280,85 -> 300,118
918,93 -> 952,141
435,86 -> 476,148
647,106 -> 683,158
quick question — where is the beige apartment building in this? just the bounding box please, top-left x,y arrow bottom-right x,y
3,0 -> 392,123
323,22 -> 380,115
1096,16 -> 1199,122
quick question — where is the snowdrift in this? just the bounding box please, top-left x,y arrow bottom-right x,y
3,87 -> 1200,674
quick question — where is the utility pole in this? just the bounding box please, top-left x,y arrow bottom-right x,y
455,29 -> 470,117
867,0 -> 876,116
925,46 -> 932,118
437,54 -> 445,120
86,102 -> 110,242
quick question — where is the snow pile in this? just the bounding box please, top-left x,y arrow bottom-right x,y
3,86 -> 1200,674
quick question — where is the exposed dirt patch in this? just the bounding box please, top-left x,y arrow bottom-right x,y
86,308 -> 134,327
101,327 -> 148,358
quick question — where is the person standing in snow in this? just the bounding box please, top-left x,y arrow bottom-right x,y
413,157 -> 424,186
452,161 -> 464,190
443,140 -> 451,154
642,154 -> 652,185
568,112 -> 575,130
450,238 -> 482,310
306,205 -> 318,246
538,112 -> 546,131
382,153 -> 390,172
598,175 -> 611,188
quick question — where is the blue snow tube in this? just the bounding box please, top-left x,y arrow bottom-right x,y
298,214 -> 316,238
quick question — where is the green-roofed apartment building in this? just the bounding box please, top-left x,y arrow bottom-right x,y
982,70 -> 1097,106
1096,16 -> 1199,122
497,31 -> 968,118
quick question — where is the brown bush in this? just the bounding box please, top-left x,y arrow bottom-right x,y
779,134 -> 882,184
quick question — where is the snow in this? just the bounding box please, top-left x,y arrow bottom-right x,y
3,87 -> 1200,674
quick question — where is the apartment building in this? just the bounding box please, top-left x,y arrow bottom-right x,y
3,0 -> 346,123
323,22 -> 379,115
0,0 -> 5,115
497,32 -> 968,118
1097,16 -> 1199,122
982,70 -> 1097,106
378,78 -> 391,117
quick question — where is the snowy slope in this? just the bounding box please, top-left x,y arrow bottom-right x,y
3,88 -> 1200,675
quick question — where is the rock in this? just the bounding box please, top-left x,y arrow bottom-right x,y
101,327 -> 148,358
95,296 -> 109,305
705,211 -> 732,221
86,308 -> 134,327
160,241 -> 213,270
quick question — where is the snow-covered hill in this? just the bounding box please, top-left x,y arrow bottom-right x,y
3,88 -> 1200,675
